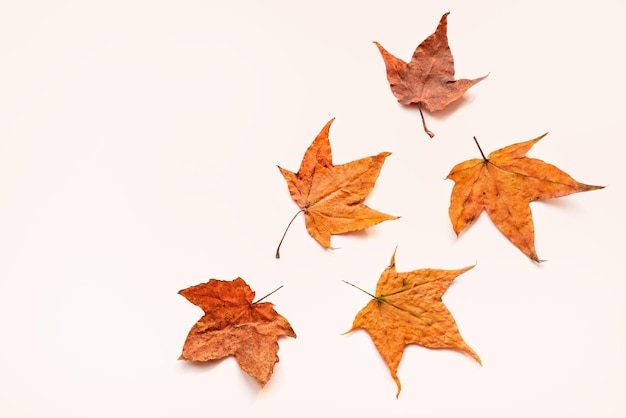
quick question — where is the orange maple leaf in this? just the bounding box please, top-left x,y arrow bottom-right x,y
178,278 -> 296,386
447,134 -> 604,262
276,118 -> 398,258
375,12 -> 487,137
344,249 -> 480,398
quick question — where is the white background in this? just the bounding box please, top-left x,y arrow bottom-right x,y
1,1 -> 624,417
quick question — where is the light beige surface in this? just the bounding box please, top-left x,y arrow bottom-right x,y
0,1 -> 623,417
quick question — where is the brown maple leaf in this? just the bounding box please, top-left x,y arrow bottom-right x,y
178,278 -> 296,386
447,134 -> 604,262
276,118 -> 398,258
375,12 -> 487,137
344,249 -> 480,398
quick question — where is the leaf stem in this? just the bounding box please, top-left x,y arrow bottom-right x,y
341,280 -> 377,299
473,136 -> 487,161
418,103 -> 435,138
254,285 -> 284,304
275,209 -> 305,259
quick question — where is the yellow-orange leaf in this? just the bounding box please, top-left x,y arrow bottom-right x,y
179,278 -> 296,386
276,118 -> 398,257
447,134 -> 604,262
345,249 -> 480,397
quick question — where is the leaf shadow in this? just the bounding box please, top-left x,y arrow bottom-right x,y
340,229 -> 369,240
178,357 -> 228,373
178,358 -> 261,394
532,196 -> 584,212
333,228 -> 374,249
400,93 -> 477,124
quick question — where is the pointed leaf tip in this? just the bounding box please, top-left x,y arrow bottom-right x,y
389,246 -> 398,267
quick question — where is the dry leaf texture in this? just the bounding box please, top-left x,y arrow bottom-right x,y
278,118 -> 398,250
179,278 -> 296,386
375,12 -> 486,136
447,134 -> 604,262
346,249 -> 480,397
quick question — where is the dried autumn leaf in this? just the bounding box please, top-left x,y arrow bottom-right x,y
375,12 -> 487,137
344,249 -> 480,398
276,118 -> 398,258
178,278 -> 296,386
447,134 -> 604,262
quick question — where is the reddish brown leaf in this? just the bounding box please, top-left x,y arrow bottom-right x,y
179,278 -> 296,386
447,134 -> 604,262
345,249 -> 480,397
276,118 -> 398,257
375,12 -> 487,137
